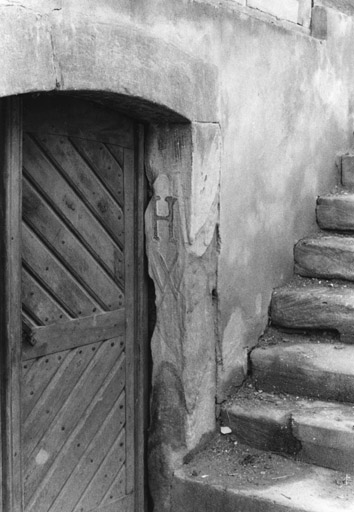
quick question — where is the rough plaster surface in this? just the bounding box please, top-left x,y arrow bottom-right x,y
1,1 -> 354,508
217,7 -> 354,396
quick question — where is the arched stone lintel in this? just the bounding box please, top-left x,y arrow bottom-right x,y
0,4 -> 218,123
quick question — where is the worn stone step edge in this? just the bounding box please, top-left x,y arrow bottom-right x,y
173,464 -> 354,512
251,342 -> 354,403
317,193 -> 354,231
271,285 -> 354,340
221,392 -> 354,474
294,235 -> 354,282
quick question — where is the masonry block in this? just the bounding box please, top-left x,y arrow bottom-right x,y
247,0 -> 311,26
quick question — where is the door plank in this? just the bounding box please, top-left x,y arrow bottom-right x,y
23,223 -> 101,318
0,96 -> 23,512
25,309 -> 125,359
22,269 -> 71,326
72,138 -> 124,206
21,359 -> 36,379
94,494 -> 133,512
23,135 -> 123,274
25,349 -> 125,511
72,435 -> 126,512
99,465 -> 127,508
22,345 -> 102,463
23,178 -> 124,307
38,135 -> 124,246
47,404 -> 126,512
106,143 -> 125,169
24,342 -> 125,505
21,349 -> 71,421
123,147 -> 136,495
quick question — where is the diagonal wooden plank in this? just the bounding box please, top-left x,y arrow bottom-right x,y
21,349 -> 71,421
24,340 -> 125,506
24,309 -> 125,359
72,435 -> 126,512
99,467 -> 128,509
22,268 -> 71,326
37,135 -> 124,247
106,143 -> 124,169
23,223 -> 101,318
23,178 -> 124,307
71,138 -> 124,207
25,349 -> 126,512
23,134 -> 123,273
48,404 -> 126,512
94,494 -> 133,512
21,359 -> 36,379
22,344 -> 100,461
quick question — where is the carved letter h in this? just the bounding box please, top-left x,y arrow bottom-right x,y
153,196 -> 177,242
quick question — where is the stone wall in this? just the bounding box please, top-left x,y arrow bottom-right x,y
1,0 -> 354,510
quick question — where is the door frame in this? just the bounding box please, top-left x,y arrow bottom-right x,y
0,95 -> 149,512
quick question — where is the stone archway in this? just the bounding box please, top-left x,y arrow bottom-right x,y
0,6 -> 221,511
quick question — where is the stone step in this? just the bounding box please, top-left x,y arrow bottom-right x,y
221,390 -> 354,473
317,193 -> 354,231
295,235 -> 354,281
251,342 -> 354,402
173,436 -> 354,512
271,285 -> 354,339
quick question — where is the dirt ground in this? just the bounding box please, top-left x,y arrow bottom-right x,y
182,433 -> 354,503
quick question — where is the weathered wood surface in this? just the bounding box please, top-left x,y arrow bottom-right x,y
23,340 -> 126,511
23,309 -> 125,359
23,179 -> 123,309
295,235 -> 354,281
222,393 -> 354,473
35,134 -> 125,247
23,223 -> 101,318
251,343 -> 354,402
123,145 -> 138,496
94,493 -> 133,512
317,194 -> 354,231
0,97 -> 23,511
20,96 -> 142,512
23,134 -> 123,277
271,285 -> 354,336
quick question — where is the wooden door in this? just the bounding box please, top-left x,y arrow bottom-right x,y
13,96 -> 146,512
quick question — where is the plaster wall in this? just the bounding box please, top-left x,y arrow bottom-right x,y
1,1 -> 354,509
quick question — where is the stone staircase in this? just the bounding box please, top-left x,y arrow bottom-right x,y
172,154 -> 354,511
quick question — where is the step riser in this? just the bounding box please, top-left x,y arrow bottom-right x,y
220,410 -> 301,455
294,238 -> 354,282
251,345 -> 354,402
317,196 -> 354,231
221,408 -> 354,474
271,287 -> 354,337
